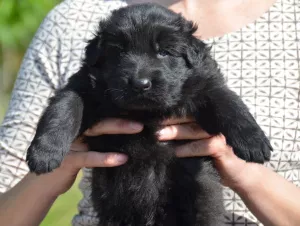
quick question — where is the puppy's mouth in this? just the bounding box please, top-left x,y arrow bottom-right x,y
109,92 -> 161,110
107,84 -> 171,110
117,96 -> 161,110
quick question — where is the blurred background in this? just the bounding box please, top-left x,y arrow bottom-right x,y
0,0 -> 82,225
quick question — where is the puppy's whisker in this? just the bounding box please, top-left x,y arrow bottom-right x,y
104,88 -> 124,97
114,95 -> 124,101
111,91 -> 126,101
104,88 -> 123,93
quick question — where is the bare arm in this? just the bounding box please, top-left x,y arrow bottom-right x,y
0,173 -> 60,226
158,119 -> 300,226
233,161 -> 300,226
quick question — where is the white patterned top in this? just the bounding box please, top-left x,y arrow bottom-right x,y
0,0 -> 299,225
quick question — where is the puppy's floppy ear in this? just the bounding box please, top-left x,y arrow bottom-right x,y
85,34 -> 102,66
185,36 -> 211,68
181,18 -> 198,35
178,17 -> 211,67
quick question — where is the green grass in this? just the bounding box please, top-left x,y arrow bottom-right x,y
0,92 -> 82,226
0,93 -> 10,122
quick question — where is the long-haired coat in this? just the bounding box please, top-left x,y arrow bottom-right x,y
26,4 -> 272,226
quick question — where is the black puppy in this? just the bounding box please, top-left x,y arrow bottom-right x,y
26,3 -> 272,226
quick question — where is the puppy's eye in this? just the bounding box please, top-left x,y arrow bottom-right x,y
157,50 -> 169,58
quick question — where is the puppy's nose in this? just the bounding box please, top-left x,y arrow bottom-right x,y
131,78 -> 152,91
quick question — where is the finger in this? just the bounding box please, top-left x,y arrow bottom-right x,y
62,151 -> 128,171
161,116 -> 195,126
157,123 -> 211,140
175,139 -> 215,157
84,118 -> 143,136
175,135 -> 230,158
70,137 -> 89,152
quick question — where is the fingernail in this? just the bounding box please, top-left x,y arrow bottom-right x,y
114,154 -> 128,163
84,129 -> 92,136
157,128 -> 167,137
129,122 -> 143,131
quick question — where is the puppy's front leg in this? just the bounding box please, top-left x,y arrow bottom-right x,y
194,87 -> 272,163
26,88 -> 84,174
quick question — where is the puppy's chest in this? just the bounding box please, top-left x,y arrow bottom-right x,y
86,125 -> 162,151
90,96 -> 192,122
85,124 -> 186,161
85,104 -> 191,156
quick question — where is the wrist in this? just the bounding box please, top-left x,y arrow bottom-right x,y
24,173 -> 61,200
215,149 -> 263,192
26,168 -> 76,199
230,162 -> 262,194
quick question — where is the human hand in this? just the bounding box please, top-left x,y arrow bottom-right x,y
157,118 -> 248,189
35,118 -> 143,197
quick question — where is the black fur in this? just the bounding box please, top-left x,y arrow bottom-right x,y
26,4 -> 272,226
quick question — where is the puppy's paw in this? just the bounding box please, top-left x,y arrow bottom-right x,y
26,141 -> 65,174
231,129 -> 272,163
243,134 -> 272,163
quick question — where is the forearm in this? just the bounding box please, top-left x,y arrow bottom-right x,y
0,173 -> 58,226
233,163 -> 300,226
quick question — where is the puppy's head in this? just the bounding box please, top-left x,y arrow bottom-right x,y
85,3 -> 216,111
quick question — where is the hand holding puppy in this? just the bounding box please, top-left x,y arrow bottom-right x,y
70,117 -> 250,192
158,118 -> 300,226
70,117 -> 252,192
157,118 -> 248,189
